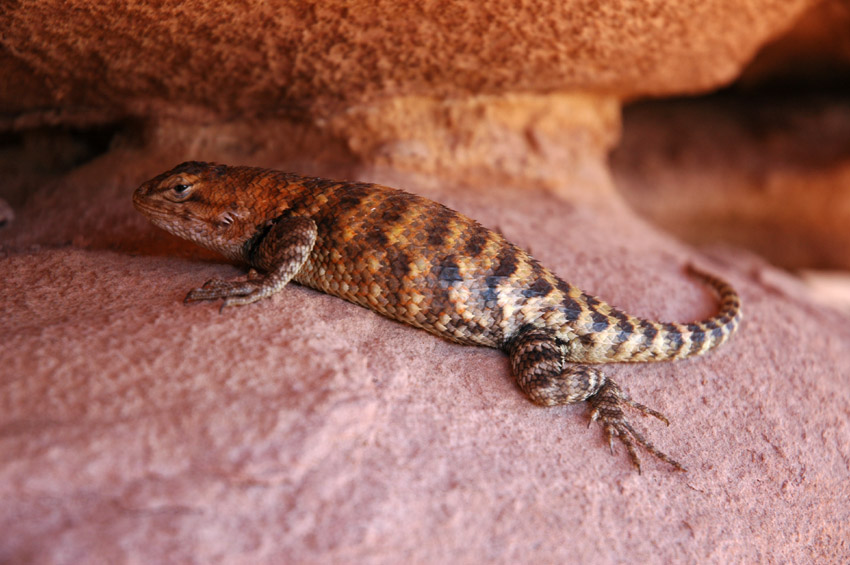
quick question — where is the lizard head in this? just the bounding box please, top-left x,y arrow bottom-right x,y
133,161 -> 251,259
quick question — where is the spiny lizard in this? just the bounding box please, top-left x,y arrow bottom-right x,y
134,162 -> 742,472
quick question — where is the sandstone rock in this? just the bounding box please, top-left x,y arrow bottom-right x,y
1,0 -> 816,124
2,1 -> 848,563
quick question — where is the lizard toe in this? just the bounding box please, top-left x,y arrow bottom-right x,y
588,380 -> 686,473
185,279 -> 262,303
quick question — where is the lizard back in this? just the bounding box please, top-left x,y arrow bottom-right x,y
287,176 -> 740,362
135,163 -> 741,361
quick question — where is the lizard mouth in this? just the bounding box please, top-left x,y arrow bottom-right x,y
131,186 -> 151,211
132,194 -> 174,229
131,195 -> 160,217
132,184 -> 172,217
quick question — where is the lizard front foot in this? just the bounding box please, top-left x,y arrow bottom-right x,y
588,379 -> 686,473
184,271 -> 268,310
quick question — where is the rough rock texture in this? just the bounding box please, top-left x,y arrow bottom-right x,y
2,0 -> 850,563
2,0 -> 816,123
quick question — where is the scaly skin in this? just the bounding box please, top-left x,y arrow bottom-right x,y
134,161 -> 742,472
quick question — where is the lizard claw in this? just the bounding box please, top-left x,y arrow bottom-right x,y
588,380 -> 686,473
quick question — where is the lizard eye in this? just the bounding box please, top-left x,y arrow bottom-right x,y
168,183 -> 193,200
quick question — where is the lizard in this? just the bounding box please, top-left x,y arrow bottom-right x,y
133,161 -> 742,472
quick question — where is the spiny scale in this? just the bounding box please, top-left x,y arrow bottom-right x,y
134,162 -> 742,472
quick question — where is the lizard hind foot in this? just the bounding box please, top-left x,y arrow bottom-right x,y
588,379 -> 686,474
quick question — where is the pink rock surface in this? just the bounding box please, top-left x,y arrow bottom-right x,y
2,150 -> 848,563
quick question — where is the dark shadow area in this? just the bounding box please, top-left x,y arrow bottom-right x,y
611,0 -> 850,271
0,121 -> 137,208
611,86 -> 850,271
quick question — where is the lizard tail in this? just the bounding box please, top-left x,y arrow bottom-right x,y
572,264 -> 742,364
625,264 -> 742,362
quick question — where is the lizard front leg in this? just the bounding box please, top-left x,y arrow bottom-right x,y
185,215 -> 317,310
507,328 -> 685,473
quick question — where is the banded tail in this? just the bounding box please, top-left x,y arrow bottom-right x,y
572,265 -> 742,364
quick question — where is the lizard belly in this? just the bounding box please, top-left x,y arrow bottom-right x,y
293,243 -> 506,347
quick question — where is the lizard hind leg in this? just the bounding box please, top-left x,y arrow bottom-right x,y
507,329 -> 685,473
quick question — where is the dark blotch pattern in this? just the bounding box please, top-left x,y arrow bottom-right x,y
172,160 -> 225,177
424,206 -> 456,247
464,231 -> 488,258
390,250 -> 411,280
522,278 -> 554,299
492,247 -> 519,278
365,226 -> 390,247
590,310 -> 610,333
611,309 -> 635,348
687,323 -> 707,355
663,323 -> 685,356
558,283 -> 583,322
438,256 -> 463,285
379,193 -> 413,224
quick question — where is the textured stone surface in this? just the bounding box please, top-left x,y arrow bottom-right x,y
1,131 -> 849,563
2,0 -> 849,562
1,0 -> 816,123
325,93 -> 622,193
